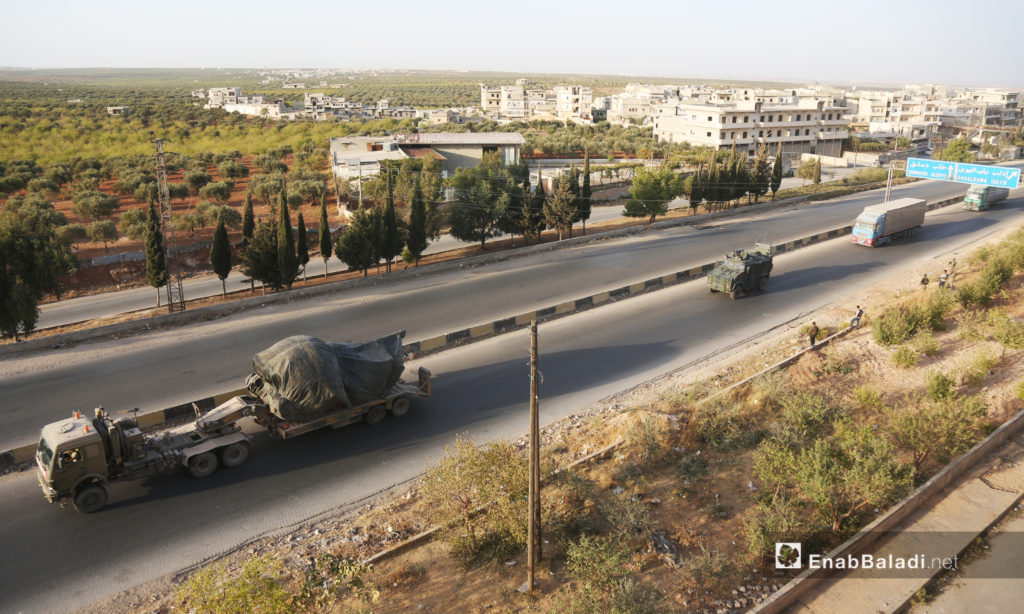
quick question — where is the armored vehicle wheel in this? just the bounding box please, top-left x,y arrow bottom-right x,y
364,405 -> 386,425
73,484 -> 108,514
220,442 -> 250,468
188,452 -> 219,478
759,276 -> 769,291
730,286 -> 743,300
391,397 -> 411,417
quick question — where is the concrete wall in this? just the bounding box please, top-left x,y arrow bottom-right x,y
433,145 -> 483,173
801,152 -> 850,167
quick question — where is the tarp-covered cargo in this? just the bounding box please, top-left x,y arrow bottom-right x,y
246,332 -> 406,423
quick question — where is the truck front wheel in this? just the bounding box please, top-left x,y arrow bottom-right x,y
188,452 -> 219,478
73,484 -> 108,514
220,442 -> 250,468
730,286 -> 743,300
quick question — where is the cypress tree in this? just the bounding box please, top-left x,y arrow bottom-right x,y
381,172 -> 403,272
528,163 -> 546,243
407,179 -> 428,265
241,193 -> 254,247
242,219 -> 280,294
752,142 -> 770,202
144,200 -> 167,307
296,211 -> 309,282
770,144 -> 783,199
277,190 -> 297,289
210,214 -> 231,297
689,168 -> 703,213
318,192 -> 332,278
544,176 -> 577,240
579,150 -> 592,236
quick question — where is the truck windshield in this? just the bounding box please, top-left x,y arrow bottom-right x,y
853,221 -> 877,234
37,437 -> 54,467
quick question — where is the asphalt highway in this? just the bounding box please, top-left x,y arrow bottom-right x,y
1,176 -> 1022,612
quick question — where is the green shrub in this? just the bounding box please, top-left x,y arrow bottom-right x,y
598,495 -> 650,540
676,453 -> 709,484
420,435 -> 528,568
626,415 -> 669,465
873,304 -> 926,345
925,370 -> 955,401
989,312 -> 1024,349
175,555 -> 292,614
823,348 -> 854,374
961,350 -> 999,387
911,330 -> 942,357
892,346 -> 918,369
1015,380 -> 1024,401
956,309 -> 987,341
690,401 -> 765,451
924,289 -> 955,330
743,496 -> 807,562
559,534 -> 636,614
779,391 -> 842,441
293,554 -> 378,612
853,385 -> 884,411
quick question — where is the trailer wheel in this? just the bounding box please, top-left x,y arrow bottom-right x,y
73,484 -> 108,514
188,452 -> 219,478
220,442 -> 250,468
391,397 -> 411,417
364,405 -> 386,425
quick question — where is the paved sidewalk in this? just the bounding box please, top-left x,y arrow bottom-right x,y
785,432 -> 1024,613
914,513 -> 1024,613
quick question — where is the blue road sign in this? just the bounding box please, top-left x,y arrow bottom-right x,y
906,157 -> 1021,189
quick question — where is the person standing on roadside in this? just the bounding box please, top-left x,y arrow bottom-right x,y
938,269 -> 949,289
808,321 -> 819,349
920,273 -> 930,291
851,305 -> 865,330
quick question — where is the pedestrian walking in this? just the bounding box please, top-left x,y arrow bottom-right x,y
920,273 -> 930,290
851,305 -> 865,330
808,321 -> 819,349
938,269 -> 949,289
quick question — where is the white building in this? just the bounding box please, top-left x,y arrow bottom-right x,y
654,98 -> 848,162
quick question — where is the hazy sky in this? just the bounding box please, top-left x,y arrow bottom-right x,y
1,0 -> 1021,87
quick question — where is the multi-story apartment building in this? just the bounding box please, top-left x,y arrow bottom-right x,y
554,85 -> 593,122
480,82 -> 594,123
654,98 -> 848,162
206,87 -> 243,107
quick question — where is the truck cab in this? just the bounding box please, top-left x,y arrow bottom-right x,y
851,210 -> 884,246
36,412 -> 111,513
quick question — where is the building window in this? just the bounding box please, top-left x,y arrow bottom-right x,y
796,114 -> 801,121
720,132 -> 725,139
743,131 -> 747,138
732,116 -> 737,123
805,129 -> 810,135
707,132 -> 712,137
707,116 -> 712,121
759,130 -> 763,137
744,116 -> 749,122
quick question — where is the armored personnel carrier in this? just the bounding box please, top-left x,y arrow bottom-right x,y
707,243 -> 773,299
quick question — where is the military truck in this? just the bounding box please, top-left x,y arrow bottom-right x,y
707,243 -> 774,299
36,333 -> 431,513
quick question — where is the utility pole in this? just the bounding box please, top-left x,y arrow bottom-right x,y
153,139 -> 185,312
525,320 -> 541,592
